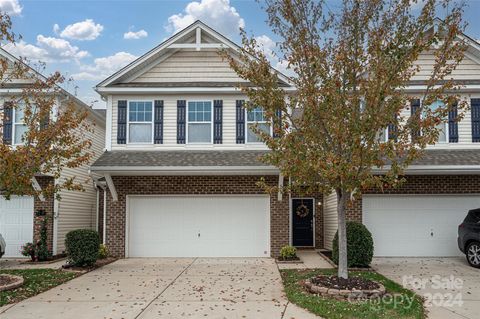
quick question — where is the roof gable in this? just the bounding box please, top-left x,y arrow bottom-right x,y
96,20 -> 293,89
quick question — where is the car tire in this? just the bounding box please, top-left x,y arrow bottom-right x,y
466,241 -> 480,268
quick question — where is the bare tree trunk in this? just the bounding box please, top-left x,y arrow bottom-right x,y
336,189 -> 348,279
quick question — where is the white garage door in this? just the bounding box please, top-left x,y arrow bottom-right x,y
0,196 -> 34,258
363,195 -> 480,257
127,196 -> 270,257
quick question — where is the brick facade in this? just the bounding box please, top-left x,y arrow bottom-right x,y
33,176 -> 55,254
346,175 -> 480,222
105,175 -> 322,258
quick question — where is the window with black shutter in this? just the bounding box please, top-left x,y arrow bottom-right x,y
154,100 -> 164,144
177,100 -> 186,144
213,100 -> 223,144
117,100 -> 127,144
236,100 -> 245,144
472,99 -> 480,142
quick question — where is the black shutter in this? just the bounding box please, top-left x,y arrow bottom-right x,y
213,100 -> 223,144
236,100 -> 245,144
117,100 -> 127,144
177,100 -> 186,144
448,102 -> 458,143
154,100 -> 164,144
40,110 -> 50,131
472,99 -> 480,142
2,102 -> 12,145
273,109 -> 282,138
410,99 -> 421,139
388,115 -> 397,141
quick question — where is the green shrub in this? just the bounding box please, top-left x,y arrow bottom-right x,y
280,245 -> 297,259
98,244 -> 109,259
332,221 -> 373,267
65,229 -> 100,267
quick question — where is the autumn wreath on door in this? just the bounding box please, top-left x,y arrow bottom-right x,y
295,201 -> 310,218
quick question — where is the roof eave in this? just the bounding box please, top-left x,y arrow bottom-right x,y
90,165 -> 279,176
373,165 -> 480,175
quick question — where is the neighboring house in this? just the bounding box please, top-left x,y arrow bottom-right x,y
0,48 -> 106,258
93,20 -> 480,259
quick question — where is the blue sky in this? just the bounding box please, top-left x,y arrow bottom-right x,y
2,0 -> 480,108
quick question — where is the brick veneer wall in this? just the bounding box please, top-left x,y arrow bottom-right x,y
105,175 -> 322,258
346,175 -> 480,222
33,176 -> 55,254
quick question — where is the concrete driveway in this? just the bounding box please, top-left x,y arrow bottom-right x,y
0,258 -> 318,319
373,257 -> 480,319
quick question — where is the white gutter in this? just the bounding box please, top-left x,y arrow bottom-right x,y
91,165 -> 279,176
373,165 -> 480,175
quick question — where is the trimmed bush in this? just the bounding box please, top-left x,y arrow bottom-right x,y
65,229 -> 100,267
98,244 -> 109,259
332,221 -> 373,267
280,245 -> 297,259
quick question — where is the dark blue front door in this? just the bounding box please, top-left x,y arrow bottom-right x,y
292,198 -> 314,247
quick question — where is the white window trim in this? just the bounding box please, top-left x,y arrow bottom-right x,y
12,105 -> 27,146
186,100 -> 214,144
127,100 -> 154,144
245,107 -> 273,144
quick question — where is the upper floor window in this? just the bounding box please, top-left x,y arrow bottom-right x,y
246,107 -> 271,143
128,101 -> 153,143
188,101 -> 212,143
427,100 -> 447,143
13,104 -> 27,145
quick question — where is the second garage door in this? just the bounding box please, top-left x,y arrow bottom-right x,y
0,196 -> 34,258
127,195 -> 270,257
363,195 -> 480,257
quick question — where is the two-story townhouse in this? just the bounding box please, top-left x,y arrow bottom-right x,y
93,20 -> 480,259
0,48 -> 106,258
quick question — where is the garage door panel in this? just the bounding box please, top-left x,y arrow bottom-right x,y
363,195 -> 480,257
128,196 -> 270,257
0,196 -> 34,258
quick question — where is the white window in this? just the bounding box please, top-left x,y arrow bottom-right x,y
128,101 -> 153,143
426,100 -> 448,143
188,101 -> 212,143
13,104 -> 27,145
246,107 -> 271,143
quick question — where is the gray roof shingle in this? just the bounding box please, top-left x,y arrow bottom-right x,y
91,150 -> 271,168
90,149 -> 480,171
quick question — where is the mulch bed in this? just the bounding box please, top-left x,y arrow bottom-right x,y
277,256 -> 301,262
311,275 -> 380,291
62,257 -> 117,272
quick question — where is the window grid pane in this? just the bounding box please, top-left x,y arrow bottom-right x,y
129,101 -> 152,122
187,101 -> 212,143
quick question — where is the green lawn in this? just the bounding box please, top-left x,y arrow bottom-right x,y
281,269 -> 425,319
0,269 -> 78,306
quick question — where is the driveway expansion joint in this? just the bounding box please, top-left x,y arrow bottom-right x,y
133,257 -> 197,319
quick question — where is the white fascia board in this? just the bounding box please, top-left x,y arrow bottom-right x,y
96,86 -> 297,94
91,166 -> 279,176
373,165 -> 480,175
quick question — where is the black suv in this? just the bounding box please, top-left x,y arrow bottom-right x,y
458,208 -> 480,268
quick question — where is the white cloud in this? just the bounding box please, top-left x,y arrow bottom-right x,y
72,52 -> 137,81
3,35 -> 89,62
53,23 -> 60,34
0,0 -> 22,16
255,35 -> 292,76
124,29 -> 148,40
59,19 -> 104,41
166,0 -> 244,36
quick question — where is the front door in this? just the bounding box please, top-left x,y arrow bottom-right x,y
292,198 -> 314,247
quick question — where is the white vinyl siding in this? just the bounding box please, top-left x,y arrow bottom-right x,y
131,50 -> 247,84
109,94 -> 268,150
412,51 -> 480,81
56,112 -> 105,254
323,192 -> 338,250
